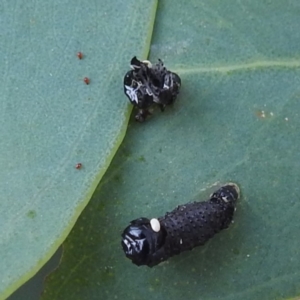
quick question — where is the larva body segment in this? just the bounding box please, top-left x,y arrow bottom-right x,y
121,183 -> 240,267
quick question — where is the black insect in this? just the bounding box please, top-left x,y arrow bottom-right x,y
121,183 -> 240,267
123,56 -> 181,122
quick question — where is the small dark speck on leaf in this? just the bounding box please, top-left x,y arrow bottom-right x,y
75,163 -> 82,169
113,174 -> 122,182
232,248 -> 240,255
27,210 -> 37,219
122,150 -> 131,158
99,267 -> 115,282
84,77 -> 90,85
138,155 -> 146,162
97,202 -> 106,212
77,52 -> 83,59
159,148 -> 162,153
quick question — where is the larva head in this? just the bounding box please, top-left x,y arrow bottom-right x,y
211,183 -> 240,204
121,218 -> 163,266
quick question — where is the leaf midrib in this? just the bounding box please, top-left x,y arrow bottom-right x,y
174,59 -> 300,74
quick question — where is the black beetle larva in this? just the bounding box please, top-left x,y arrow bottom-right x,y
121,183 -> 240,267
123,56 -> 181,122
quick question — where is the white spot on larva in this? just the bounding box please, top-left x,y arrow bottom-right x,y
150,218 -> 160,232
146,88 -> 153,96
142,60 -> 152,68
222,196 -> 229,203
285,117 -> 288,121
270,112 -> 274,116
180,239 -> 183,244
247,254 -> 250,257
125,85 -> 139,104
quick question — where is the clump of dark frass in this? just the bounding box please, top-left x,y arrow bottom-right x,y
121,183 -> 240,267
123,56 -> 181,122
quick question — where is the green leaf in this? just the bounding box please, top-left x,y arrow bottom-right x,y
43,1 -> 300,300
0,0 -> 157,299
